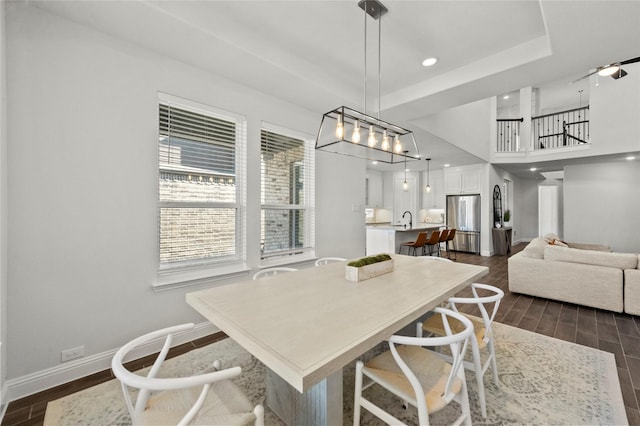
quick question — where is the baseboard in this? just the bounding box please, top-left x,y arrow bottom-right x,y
4,321 -> 218,403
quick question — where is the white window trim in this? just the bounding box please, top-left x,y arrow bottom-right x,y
260,122 -> 315,265
155,92 -> 248,287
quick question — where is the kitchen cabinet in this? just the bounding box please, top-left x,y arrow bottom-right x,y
365,171 -> 383,207
444,165 -> 482,194
366,224 -> 443,255
423,169 -> 444,209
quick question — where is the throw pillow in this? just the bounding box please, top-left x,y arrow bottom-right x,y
550,239 -> 569,247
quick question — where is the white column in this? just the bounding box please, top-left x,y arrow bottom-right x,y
519,87 -> 533,152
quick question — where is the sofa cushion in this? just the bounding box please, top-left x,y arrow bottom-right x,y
522,238 -> 547,259
544,245 -> 638,270
566,242 -> 612,252
625,269 -> 640,315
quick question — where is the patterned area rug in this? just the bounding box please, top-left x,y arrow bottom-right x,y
44,320 -> 627,425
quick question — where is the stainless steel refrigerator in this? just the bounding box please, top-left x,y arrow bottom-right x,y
446,194 -> 481,254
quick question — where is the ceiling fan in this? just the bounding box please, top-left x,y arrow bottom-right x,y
573,56 -> 640,82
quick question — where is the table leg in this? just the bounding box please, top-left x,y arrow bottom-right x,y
266,368 -> 343,426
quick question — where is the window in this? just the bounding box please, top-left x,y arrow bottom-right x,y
260,124 -> 314,260
158,94 -> 245,273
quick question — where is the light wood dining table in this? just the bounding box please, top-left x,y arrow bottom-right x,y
186,254 -> 488,425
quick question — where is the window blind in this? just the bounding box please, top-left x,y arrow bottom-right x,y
158,97 -> 245,269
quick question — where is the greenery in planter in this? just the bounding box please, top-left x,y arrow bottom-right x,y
503,209 -> 511,222
347,254 -> 392,268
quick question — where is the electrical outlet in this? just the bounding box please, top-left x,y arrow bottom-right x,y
61,346 -> 84,362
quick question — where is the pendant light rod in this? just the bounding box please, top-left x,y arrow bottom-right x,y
378,11 -> 381,121
425,158 -> 431,192
403,150 -> 409,191
363,1 -> 367,116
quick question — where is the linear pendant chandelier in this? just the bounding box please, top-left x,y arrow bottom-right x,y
315,0 -> 420,164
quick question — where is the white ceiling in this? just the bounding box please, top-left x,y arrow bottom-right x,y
30,0 -> 640,175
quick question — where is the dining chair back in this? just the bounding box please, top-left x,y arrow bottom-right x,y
437,229 -> 450,256
423,230 -> 441,256
417,283 -> 504,418
314,257 -> 347,266
353,307 -> 473,426
252,267 -> 298,280
423,255 -> 453,263
399,231 -> 428,256
111,323 -> 264,426
445,228 -> 457,260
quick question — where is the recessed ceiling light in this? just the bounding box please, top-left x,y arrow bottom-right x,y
530,167 -> 537,171
503,95 -> 509,100
371,161 -> 378,165
443,164 -> 450,167
626,156 -> 636,160
422,57 -> 438,67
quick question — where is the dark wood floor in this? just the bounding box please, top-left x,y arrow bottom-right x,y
3,243 -> 640,425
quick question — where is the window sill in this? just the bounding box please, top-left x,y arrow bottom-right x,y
260,252 -> 317,269
154,263 -> 251,291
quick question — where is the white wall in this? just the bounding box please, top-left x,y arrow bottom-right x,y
5,4 -> 365,395
0,0 -> 7,404
418,98 -> 493,162
316,151 -> 366,258
589,62 -> 640,154
564,161 -> 640,253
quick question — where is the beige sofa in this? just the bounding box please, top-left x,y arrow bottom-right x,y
508,234 -> 640,314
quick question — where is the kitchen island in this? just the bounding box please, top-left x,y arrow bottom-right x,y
366,223 -> 444,255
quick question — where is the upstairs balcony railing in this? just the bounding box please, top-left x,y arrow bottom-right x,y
532,106 -> 589,150
495,106 -> 590,153
496,118 -> 524,152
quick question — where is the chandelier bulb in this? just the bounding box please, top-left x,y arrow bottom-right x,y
352,120 -> 361,143
393,135 -> 402,153
335,114 -> 344,139
368,125 -> 377,147
381,130 -> 390,151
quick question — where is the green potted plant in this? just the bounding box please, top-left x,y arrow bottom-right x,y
503,209 -> 511,224
345,254 -> 394,282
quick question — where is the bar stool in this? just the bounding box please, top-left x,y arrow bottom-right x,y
437,229 -> 449,257
423,230 -> 441,256
399,232 -> 428,256
446,228 -> 457,260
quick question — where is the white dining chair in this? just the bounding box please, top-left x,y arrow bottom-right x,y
252,267 -> 297,280
314,257 -> 347,266
423,255 -> 453,263
353,307 -> 474,426
111,323 -> 264,426
417,282 -> 504,418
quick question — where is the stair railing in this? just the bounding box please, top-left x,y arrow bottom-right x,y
496,118 -> 524,153
532,106 -> 589,150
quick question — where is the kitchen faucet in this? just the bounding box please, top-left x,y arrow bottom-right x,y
402,211 -> 412,229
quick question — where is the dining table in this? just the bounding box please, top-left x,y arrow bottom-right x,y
186,254 -> 489,425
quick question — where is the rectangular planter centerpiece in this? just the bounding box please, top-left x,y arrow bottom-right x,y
345,255 -> 394,283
